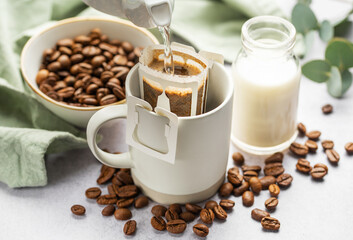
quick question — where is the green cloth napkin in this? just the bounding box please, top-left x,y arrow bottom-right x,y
0,0 -> 283,188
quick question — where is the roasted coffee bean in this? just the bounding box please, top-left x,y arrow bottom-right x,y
228,166 -> 239,174
265,152 -> 283,165
59,46 -> 72,55
116,185 -> 138,198
306,130 -> 321,141
259,176 -> 276,190
251,208 -> 270,221
205,200 -> 218,210
135,196 -> 149,208
100,94 -> 117,105
116,171 -> 133,185
232,152 -> 244,165
165,209 -> 179,222
151,205 -> 167,217
265,197 -> 278,211
71,205 -> 85,215
102,205 -> 115,216
242,191 -> 254,207
123,220 -> 136,235
64,75 -> 75,86
85,187 -> 101,199
82,46 -> 101,57
58,55 -> 71,69
99,42 -> 118,54
233,181 -> 250,196
47,61 -> 61,72
242,165 -> 261,173
261,216 -> 280,231
179,212 -> 196,222
296,158 -> 312,173
97,194 -> 117,205
322,140 -> 334,150
57,38 -> 74,48
39,83 -> 53,94
276,173 -> 293,188
50,51 -> 61,62
298,122 -> 306,135
168,204 -> 182,214
213,205 -> 227,220
193,224 -> 209,237
249,177 -> 262,194
305,140 -> 318,152
311,167 -> 327,179
97,166 -> 115,184
114,208 -> 132,220
36,69 -> 49,85
71,54 -> 84,64
219,182 -> 234,197
243,170 -> 258,182
290,142 -> 309,156
314,163 -> 328,172
113,55 -> 128,65
185,203 -> 202,214
166,219 -> 187,234
268,184 -> 280,197
322,104 -> 333,114
227,170 -> 243,187
326,149 -> 340,163
219,199 -> 235,210
53,81 -> 67,91
264,163 -> 284,177
345,142 -> 353,154
58,87 -> 75,98
151,216 -> 166,231
113,87 -> 126,100
117,198 -> 134,208
121,41 -> 134,53
46,91 -> 62,101
200,208 -> 215,224
86,83 -> 99,94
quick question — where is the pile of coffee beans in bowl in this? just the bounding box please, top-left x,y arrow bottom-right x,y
36,28 -> 143,107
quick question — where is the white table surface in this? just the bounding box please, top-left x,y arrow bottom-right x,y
1,1 -> 353,239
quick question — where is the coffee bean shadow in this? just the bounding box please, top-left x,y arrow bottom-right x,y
71,213 -> 87,220
279,185 -> 291,191
295,169 -> 311,176
310,178 -> 325,183
328,161 -> 339,168
262,228 -> 280,233
166,232 -> 186,238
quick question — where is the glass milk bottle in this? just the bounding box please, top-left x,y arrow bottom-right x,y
232,16 -> 301,155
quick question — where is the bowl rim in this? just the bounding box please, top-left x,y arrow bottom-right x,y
21,16 -> 159,111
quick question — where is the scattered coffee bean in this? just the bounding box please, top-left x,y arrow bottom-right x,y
243,170 -> 258,182
165,209 -> 179,221
233,181 -> 250,196
290,142 -> 309,156
107,184 -> 116,196
251,208 -> 270,221
97,166 -> 115,184
151,205 -> 167,217
314,163 -> 328,172
265,197 -> 278,211
213,205 -> 227,220
219,182 -> 234,197
305,140 -> 318,152
185,203 -> 202,214
169,203 -> 182,214
242,191 -> 254,207
116,171 -> 133,185
322,104 -> 333,114
259,176 -> 276,190
117,198 -> 134,208
264,163 -> 285,177
268,184 -> 280,197
242,165 -> 262,173
322,140 -> 334,150
179,211 -> 196,222
85,187 -> 101,199
205,200 -> 218,209
123,220 -> 136,235
134,196 -> 149,208
166,219 -> 187,234
200,208 -> 215,224
261,216 -> 280,231
306,130 -> 321,141
116,185 -> 138,198
311,167 -> 327,180
345,142 -> 353,154
276,173 -> 293,188
249,177 -> 262,194
296,158 -> 312,173
151,216 -> 166,231
297,122 -> 306,135
232,152 -> 244,165
326,149 -> 340,164
193,223 -> 209,237
114,208 -> 132,220
97,194 -> 117,205
102,205 -> 115,216
227,169 -> 243,187
219,199 -> 235,210
265,152 -> 283,165
71,204 -> 85,215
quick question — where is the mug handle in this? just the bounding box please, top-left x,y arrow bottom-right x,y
86,104 -> 134,169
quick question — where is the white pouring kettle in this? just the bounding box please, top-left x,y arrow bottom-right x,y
82,0 -> 174,28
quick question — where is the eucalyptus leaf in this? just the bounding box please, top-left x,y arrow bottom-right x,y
291,3 -> 318,34
304,30 -> 316,57
325,38 -> 353,71
298,0 -> 312,5
326,66 -> 343,98
342,70 -> 353,94
302,60 -> 331,83
319,20 -> 333,42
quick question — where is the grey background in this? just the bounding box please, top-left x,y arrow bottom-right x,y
1,1 -> 353,239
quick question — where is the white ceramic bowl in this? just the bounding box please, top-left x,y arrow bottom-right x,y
21,17 -> 158,128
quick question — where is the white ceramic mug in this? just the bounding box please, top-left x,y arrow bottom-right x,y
87,62 -> 233,204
